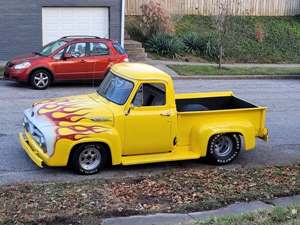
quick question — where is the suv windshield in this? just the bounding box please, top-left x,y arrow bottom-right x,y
39,40 -> 66,56
113,42 -> 126,55
97,72 -> 134,105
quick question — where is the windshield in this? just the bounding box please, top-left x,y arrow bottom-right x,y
97,72 -> 134,105
39,40 -> 66,56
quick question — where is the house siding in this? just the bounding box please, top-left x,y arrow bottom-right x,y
0,0 -> 122,60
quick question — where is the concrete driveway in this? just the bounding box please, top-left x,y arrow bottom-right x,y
0,79 -> 299,185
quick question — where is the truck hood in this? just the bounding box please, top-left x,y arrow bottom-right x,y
24,94 -> 113,156
26,94 -> 114,129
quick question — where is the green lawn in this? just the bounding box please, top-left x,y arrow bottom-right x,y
192,205 -> 300,225
168,65 -> 300,76
176,16 -> 300,63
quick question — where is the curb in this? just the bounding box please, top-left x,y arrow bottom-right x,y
149,60 -> 300,68
1,75 -> 300,81
145,62 -> 300,80
103,195 -> 300,225
173,75 -> 300,80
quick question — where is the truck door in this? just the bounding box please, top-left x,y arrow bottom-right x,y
123,82 -> 173,155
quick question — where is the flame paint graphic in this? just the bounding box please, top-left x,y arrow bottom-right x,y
36,98 -> 109,148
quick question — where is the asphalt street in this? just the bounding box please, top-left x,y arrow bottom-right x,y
0,79 -> 299,185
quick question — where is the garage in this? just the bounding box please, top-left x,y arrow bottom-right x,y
0,0 -> 124,60
42,7 -> 110,45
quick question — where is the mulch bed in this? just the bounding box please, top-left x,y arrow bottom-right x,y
0,165 -> 299,225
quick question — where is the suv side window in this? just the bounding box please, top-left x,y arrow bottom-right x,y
89,42 -> 109,56
133,83 -> 166,107
66,42 -> 87,58
53,49 -> 64,60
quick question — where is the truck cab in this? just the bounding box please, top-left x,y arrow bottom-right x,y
19,63 -> 268,174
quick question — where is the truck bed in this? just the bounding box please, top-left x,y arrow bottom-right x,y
175,92 -> 268,148
176,95 -> 257,112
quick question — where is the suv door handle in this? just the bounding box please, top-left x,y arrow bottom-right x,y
160,112 -> 171,117
80,59 -> 86,63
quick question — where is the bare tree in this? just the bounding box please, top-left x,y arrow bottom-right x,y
212,0 -> 241,69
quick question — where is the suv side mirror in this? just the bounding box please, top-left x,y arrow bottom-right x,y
63,53 -> 73,59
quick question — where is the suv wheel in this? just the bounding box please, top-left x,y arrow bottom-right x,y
30,69 -> 51,90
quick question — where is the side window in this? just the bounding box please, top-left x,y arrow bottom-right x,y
53,49 -> 64,60
133,83 -> 166,107
66,42 -> 86,58
89,42 -> 109,56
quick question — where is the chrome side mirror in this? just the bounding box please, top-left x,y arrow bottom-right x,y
125,104 -> 135,116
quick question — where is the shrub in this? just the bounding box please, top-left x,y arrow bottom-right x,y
205,33 -> 219,61
145,33 -> 184,58
181,32 -> 206,54
140,1 -> 173,37
126,21 -> 147,43
255,23 -> 265,43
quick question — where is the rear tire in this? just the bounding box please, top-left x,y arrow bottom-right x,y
29,69 -> 51,90
207,133 -> 241,165
70,143 -> 109,175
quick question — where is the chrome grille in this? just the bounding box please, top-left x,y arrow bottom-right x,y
23,117 -> 44,146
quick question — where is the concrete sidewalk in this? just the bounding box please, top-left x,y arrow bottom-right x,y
103,195 -> 300,225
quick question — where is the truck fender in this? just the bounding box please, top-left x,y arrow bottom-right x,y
190,121 -> 256,157
67,128 -> 123,166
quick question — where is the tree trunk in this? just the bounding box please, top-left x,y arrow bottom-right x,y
218,45 -> 223,69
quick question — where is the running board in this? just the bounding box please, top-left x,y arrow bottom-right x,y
121,147 -> 200,165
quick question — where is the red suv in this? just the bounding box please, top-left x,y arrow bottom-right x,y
4,36 -> 128,89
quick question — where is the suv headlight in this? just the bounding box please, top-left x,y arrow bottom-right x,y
14,62 -> 31,70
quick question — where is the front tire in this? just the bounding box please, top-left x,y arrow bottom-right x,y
30,69 -> 51,90
70,143 -> 108,175
207,133 -> 241,165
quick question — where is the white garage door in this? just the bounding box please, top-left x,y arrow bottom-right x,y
42,7 -> 109,45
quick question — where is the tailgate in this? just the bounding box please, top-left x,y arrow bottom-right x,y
257,108 -> 269,141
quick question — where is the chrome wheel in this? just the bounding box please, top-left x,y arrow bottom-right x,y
79,146 -> 101,171
33,72 -> 49,88
213,135 -> 234,157
207,134 -> 241,165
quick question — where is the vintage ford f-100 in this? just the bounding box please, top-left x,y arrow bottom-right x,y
19,63 -> 268,174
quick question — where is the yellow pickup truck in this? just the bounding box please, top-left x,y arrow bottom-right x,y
19,63 -> 268,174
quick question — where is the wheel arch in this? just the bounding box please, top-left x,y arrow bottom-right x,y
190,122 -> 256,157
67,135 -> 122,167
68,141 -> 112,167
28,67 -> 54,83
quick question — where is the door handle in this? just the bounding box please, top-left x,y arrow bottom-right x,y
160,112 -> 171,117
80,59 -> 86,63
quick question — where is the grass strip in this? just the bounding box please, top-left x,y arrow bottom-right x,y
168,65 -> 300,76
0,165 -> 299,224
192,205 -> 300,225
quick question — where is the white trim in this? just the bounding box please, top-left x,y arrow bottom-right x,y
121,0 -> 125,47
